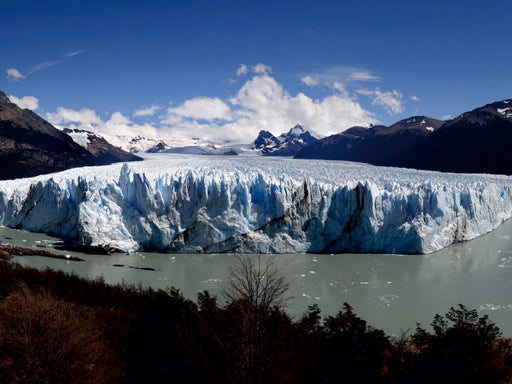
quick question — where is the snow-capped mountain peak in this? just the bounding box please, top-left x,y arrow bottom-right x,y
252,124 -> 319,156
283,124 -> 321,139
62,128 -> 141,164
253,130 -> 281,149
493,99 -> 512,119
286,124 -> 307,138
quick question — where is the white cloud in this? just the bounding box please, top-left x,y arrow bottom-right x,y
331,82 -> 350,97
301,75 -> 319,87
134,105 -> 160,117
231,64 -> 272,84
104,112 -> 156,137
411,95 -> 421,101
302,66 -> 380,88
46,107 -> 159,139
228,74 -> 377,138
28,60 -> 63,75
165,97 -> 233,122
8,95 -> 39,110
46,107 -> 102,128
6,68 -> 25,81
252,63 -> 272,75
64,50 -> 85,57
347,71 -> 380,82
159,72 -> 378,143
12,51 -> 85,77
44,63 -> 400,146
357,88 -> 405,115
236,64 -> 249,77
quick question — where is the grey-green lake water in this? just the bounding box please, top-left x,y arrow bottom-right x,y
2,219 -> 512,337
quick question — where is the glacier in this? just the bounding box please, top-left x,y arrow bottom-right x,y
0,154 -> 511,254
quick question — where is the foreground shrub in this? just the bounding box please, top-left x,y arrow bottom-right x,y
0,285 -> 120,384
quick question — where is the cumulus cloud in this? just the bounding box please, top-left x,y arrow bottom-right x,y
46,108 -> 158,139
252,63 -> 272,75
8,95 -> 39,110
47,107 -> 102,128
300,75 -> 319,87
357,88 -> 405,115
236,64 -> 249,77
134,105 -> 160,117
6,68 -> 25,81
228,74 -> 377,138
164,97 -> 233,123
104,113 -> 158,138
410,95 -> 421,101
45,63 -> 405,145
160,70 -> 379,143
231,63 -> 272,84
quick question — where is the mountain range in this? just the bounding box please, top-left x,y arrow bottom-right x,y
295,100 -> 512,175
252,124 -> 319,156
2,88 -> 511,179
0,91 -> 141,180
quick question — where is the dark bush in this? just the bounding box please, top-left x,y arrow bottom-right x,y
405,304 -> 512,383
0,285 -> 120,384
305,302 -> 394,383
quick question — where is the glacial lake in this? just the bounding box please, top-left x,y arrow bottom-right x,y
2,219 -> 512,337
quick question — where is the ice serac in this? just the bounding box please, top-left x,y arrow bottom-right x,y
0,155 -> 512,254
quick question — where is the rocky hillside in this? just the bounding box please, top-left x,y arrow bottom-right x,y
63,128 -> 143,163
295,117 -> 444,164
0,91 -> 140,180
296,99 -> 512,175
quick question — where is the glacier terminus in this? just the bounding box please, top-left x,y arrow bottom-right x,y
0,154 -> 511,255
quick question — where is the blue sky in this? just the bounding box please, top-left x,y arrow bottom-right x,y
2,0 -> 511,143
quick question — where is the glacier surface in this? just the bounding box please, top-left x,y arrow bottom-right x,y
0,154 -> 511,254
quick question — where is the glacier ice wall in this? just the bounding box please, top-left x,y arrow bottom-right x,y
0,154 -> 511,254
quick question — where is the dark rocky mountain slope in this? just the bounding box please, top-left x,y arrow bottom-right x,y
296,100 -> 512,175
63,128 -> 142,164
396,100 -> 512,174
295,117 -> 443,164
0,91 -> 140,180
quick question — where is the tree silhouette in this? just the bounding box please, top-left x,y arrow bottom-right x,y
409,304 -> 511,383
309,302 -> 393,383
183,255 -> 307,384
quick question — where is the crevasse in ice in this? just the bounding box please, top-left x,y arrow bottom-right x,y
0,154 -> 511,254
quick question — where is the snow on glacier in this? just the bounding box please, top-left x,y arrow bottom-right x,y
0,154 -> 511,254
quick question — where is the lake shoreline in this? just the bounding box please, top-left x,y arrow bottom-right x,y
0,243 -> 85,262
